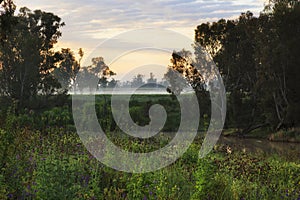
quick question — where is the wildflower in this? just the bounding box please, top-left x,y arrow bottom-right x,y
226,146 -> 232,154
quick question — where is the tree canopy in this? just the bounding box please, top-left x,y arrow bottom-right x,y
195,0 -> 300,132
0,3 -> 65,107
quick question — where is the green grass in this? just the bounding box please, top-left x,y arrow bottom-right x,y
0,128 -> 299,199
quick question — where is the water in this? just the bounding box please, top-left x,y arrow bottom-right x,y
217,136 -> 300,160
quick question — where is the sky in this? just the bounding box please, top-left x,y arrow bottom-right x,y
15,0 -> 267,81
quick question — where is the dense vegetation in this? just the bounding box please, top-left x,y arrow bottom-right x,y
0,127 -> 299,199
195,0 -> 300,133
0,0 -> 299,199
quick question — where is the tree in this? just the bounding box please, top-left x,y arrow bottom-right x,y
255,0 -> 300,129
194,0 -> 300,132
76,57 -> 116,92
164,49 -> 207,95
76,67 -> 97,93
147,73 -> 157,84
54,48 -> 81,92
0,0 -> 16,44
131,74 -> 145,87
164,49 -> 211,131
0,6 -> 65,107
195,12 -> 266,133
107,79 -> 117,88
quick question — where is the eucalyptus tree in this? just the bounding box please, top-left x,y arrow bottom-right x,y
0,5 -> 65,107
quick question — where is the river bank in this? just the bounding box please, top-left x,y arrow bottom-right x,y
222,128 -> 300,143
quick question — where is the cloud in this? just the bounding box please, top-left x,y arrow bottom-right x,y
15,0 -> 266,79
15,0 -> 265,32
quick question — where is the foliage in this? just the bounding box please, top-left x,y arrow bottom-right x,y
76,57 -> 116,93
53,48 -> 81,91
195,0 -> 300,133
94,94 -> 189,132
0,5 -> 65,108
131,74 -> 145,88
0,128 -> 299,199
